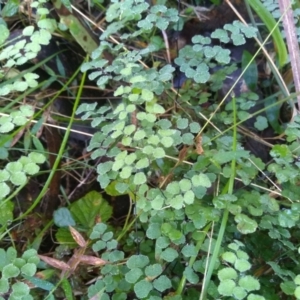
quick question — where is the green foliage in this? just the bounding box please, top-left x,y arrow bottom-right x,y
0,0 -> 56,95
218,242 -> 263,299
55,191 -> 113,246
1,0 -> 300,299
0,148 -> 45,225
0,105 -> 34,133
0,248 -> 40,299
174,22 -> 257,84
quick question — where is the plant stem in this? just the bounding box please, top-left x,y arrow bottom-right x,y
15,61 -> 86,220
278,0 -> 300,109
200,96 -> 238,300
176,222 -> 212,295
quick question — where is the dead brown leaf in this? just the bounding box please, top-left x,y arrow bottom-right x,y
69,226 -> 87,248
38,255 -> 70,271
79,255 -> 107,266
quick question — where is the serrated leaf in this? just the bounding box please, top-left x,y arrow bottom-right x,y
70,191 -> 112,229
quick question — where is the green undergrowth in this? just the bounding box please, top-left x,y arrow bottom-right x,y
0,0 -> 300,299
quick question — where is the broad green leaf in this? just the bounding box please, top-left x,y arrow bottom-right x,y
182,244 -> 197,257
23,163 -> 39,175
0,25 -> 9,44
2,264 -> 20,279
183,266 -> 199,284
222,252 -> 237,264
238,275 -> 260,292
280,281 -> 296,296
1,0 -> 19,18
177,118 -> 189,129
70,191 -> 112,228
21,263 -> 37,277
141,89 -> 154,101
28,152 -> 45,164
53,208 -> 76,227
145,264 -> 163,277
22,249 -> 38,262
254,116 -> 268,131
278,209 -> 297,228
0,182 -> 10,199
183,190 -> 195,204
0,278 -> 9,293
218,267 -> 238,281
295,287 -> 300,299
125,268 -> 143,284
179,179 -> 192,192
234,259 -> 251,272
160,248 -> 178,262
235,214 -> 258,234
166,182 -> 180,195
146,223 -> 161,239
191,174 -> 211,188
134,280 -> 152,298
247,294 -> 266,300
169,194 -> 184,209
127,255 -> 150,269
242,50 -> 258,91
232,286 -> 247,300
10,171 -> 27,185
120,166 -> 133,179
134,172 -> 147,185
11,282 -> 29,297
6,161 -> 22,173
153,275 -> 172,292
218,279 -> 236,296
